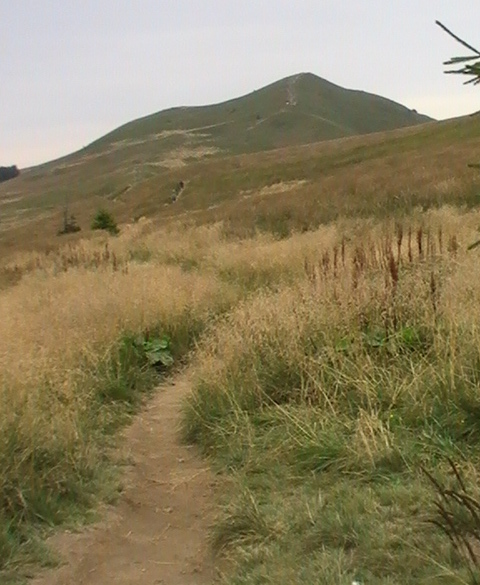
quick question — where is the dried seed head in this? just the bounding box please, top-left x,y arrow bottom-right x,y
448,235 -> 459,256
388,252 -> 399,289
408,227 -> 413,263
333,246 -> 338,277
417,227 -> 423,258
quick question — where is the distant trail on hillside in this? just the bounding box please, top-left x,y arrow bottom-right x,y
246,109 -> 287,130
287,73 -> 302,106
246,74 -> 303,131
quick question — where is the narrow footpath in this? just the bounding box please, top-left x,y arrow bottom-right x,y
32,374 -> 217,585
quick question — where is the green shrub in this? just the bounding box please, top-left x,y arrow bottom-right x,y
91,209 -> 119,235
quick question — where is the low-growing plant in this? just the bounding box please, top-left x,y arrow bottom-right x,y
57,214 -> 81,236
133,333 -> 174,370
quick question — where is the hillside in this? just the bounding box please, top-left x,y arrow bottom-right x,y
0,72 -> 436,255
4,69 -> 480,585
88,72 -> 432,154
2,99 -> 480,585
0,112 -> 477,265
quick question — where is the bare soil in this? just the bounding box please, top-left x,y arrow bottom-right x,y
32,374 -> 217,585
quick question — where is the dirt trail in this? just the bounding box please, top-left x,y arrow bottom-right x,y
32,374 -> 217,585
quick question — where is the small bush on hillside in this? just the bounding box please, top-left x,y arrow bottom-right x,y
91,209 -> 119,235
57,214 -> 81,236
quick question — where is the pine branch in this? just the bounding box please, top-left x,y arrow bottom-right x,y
436,21 -> 480,57
436,20 -> 480,85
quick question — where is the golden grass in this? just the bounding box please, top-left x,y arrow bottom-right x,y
0,244 -> 236,578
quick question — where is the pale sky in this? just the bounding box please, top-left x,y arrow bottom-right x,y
1,1 -> 478,168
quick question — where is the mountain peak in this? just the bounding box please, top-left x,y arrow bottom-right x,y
86,73 -> 433,156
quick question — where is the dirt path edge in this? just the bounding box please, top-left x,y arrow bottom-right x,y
31,373 -> 218,585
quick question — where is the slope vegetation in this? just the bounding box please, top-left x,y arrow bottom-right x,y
2,99 -> 480,584
0,111 -> 474,262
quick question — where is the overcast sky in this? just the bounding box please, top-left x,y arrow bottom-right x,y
1,1 -> 478,168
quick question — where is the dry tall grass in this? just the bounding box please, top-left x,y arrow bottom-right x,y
182,206 -> 480,584
4,202 -> 480,582
0,243 -> 236,577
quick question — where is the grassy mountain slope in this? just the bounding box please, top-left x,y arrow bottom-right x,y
0,111 -> 477,264
88,72 -> 432,154
0,72 -> 436,256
